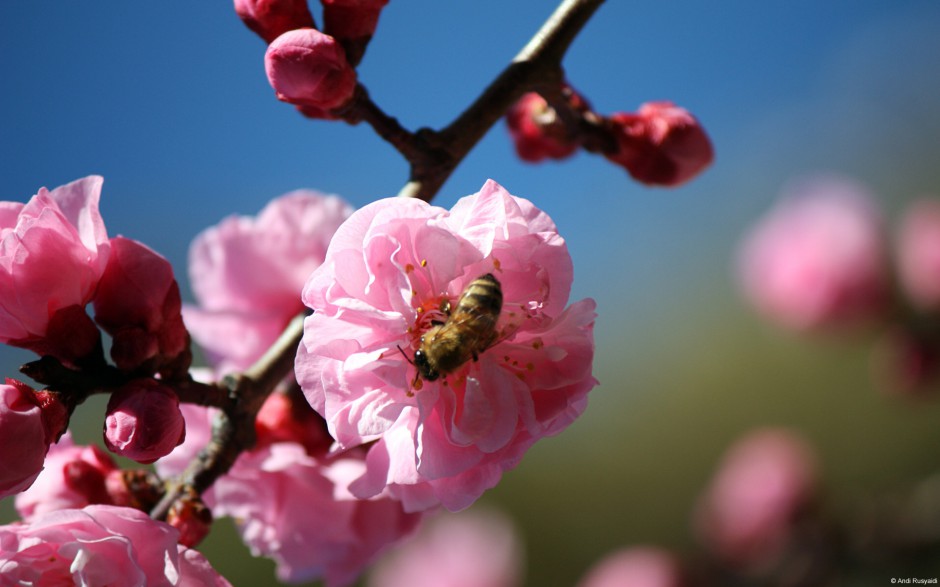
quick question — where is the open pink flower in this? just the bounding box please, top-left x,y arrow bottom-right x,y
576,547 -> 687,587
295,180 -> 597,511
15,432 -> 118,521
738,175 -> 887,332
0,176 -> 109,362
0,504 -> 229,586
898,199 -> 940,310
186,190 -> 353,372
695,428 -> 818,566
158,403 -> 421,587
369,508 -> 523,587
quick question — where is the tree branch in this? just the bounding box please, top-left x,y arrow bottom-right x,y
150,314 -> 306,521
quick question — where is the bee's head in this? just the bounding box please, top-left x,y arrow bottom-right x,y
413,349 -> 439,381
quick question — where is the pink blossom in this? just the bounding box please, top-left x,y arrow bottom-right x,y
0,379 -> 68,499
738,175 -> 887,332
321,0 -> 389,40
185,190 -> 353,372
695,428 -> 818,566
0,176 -> 109,362
234,0 -> 316,44
369,508 -> 523,587
265,28 -> 358,113
576,547 -> 686,587
506,92 -> 579,163
15,432 -> 118,521
93,236 -> 190,376
0,504 -> 230,586
157,403 -> 420,587
898,199 -> 940,310
104,379 -> 186,464
605,102 -> 713,187
295,180 -> 597,511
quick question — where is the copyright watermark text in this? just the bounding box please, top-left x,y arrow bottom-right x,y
891,579 -> 938,585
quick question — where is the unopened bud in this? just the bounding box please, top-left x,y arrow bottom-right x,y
506,93 -> 579,163
321,0 -> 389,40
0,380 -> 66,498
167,490 -> 213,548
103,379 -> 185,464
105,468 -> 163,511
265,28 -> 358,113
255,390 -> 333,456
234,0 -> 316,44
606,101 -> 713,187
93,236 -> 191,377
873,328 -> 940,397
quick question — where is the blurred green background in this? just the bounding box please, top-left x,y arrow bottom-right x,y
4,1 -> 940,585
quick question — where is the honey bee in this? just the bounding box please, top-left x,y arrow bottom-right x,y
411,273 -> 503,383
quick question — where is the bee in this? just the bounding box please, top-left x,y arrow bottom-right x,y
411,273 -> 503,383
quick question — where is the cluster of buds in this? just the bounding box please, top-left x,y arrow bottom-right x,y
235,0 -> 391,119
738,174 -> 940,395
0,177 -> 191,502
505,83 -> 714,187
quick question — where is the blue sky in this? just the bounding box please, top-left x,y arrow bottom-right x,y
6,3 -> 940,583
4,0 -> 940,383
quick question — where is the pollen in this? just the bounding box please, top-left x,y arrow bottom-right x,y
416,306 -> 424,314
420,259 -> 428,267
526,362 -> 534,371
516,372 -> 526,381
493,258 -> 502,271
405,263 -> 415,273
531,338 -> 544,350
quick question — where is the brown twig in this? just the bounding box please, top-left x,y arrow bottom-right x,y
153,0 -> 606,519
150,314 -> 306,520
339,0 -> 606,202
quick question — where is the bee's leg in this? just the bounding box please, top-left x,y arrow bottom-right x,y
407,371 -> 422,397
471,351 -> 479,362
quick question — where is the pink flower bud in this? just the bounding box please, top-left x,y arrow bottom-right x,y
0,176 -> 109,362
872,328 -> 940,397
255,390 -> 333,456
506,92 -> 579,163
605,102 -> 713,186
898,199 -> 940,310
321,0 -> 389,40
234,0 -> 316,44
576,547 -> 687,587
738,176 -> 887,332
696,428 -> 817,566
93,236 -> 191,376
167,491 -> 213,548
104,379 -> 186,464
15,432 -> 118,520
265,28 -> 358,113
0,380 -> 67,498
